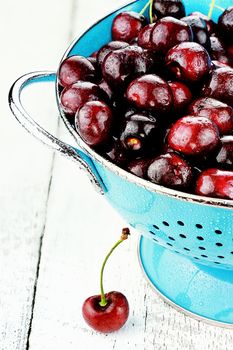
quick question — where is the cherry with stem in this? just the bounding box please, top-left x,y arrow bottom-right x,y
82,228 -> 130,333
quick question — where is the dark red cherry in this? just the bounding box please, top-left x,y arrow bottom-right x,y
102,46 -> 155,88
75,101 -> 113,146
99,79 -> 114,100
168,81 -> 192,113
165,42 -> 212,82
127,158 -> 150,178
120,113 -> 159,154
58,56 -> 96,88
147,153 -> 192,188
60,81 -> 106,115
215,136 -> 233,169
218,6 -> 233,42
138,24 -> 155,50
126,74 -> 173,113
103,138 -> 128,166
168,116 -> 220,156
97,41 -> 129,66
150,17 -> 193,55
195,169 -> 233,199
190,11 -> 216,34
181,15 -> 210,50
112,12 -> 147,42
202,67 -> 233,106
210,36 -> 230,66
188,97 -> 233,135
152,0 -> 186,20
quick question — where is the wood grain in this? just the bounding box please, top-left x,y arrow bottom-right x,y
2,1 -> 233,349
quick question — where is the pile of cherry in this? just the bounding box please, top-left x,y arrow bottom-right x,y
58,0 -> 233,200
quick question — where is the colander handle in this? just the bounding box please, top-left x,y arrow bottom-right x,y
8,71 -> 105,195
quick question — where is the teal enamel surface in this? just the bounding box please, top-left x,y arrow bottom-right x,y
64,0 -> 233,324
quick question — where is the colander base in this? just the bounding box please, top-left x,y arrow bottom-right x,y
139,236 -> 233,327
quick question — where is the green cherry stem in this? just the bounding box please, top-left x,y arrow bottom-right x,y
208,0 -> 216,19
149,0 -> 154,24
139,0 -> 151,15
99,228 -> 130,307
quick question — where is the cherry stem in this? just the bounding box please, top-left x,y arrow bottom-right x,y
99,228 -> 130,307
208,0 -> 216,19
149,0 -> 153,24
139,0 -> 150,15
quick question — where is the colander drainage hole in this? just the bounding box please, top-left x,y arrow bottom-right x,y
162,221 -> 169,226
149,231 -> 155,235
153,238 -> 158,242
199,246 -> 206,250
194,257 -> 199,260
184,247 -> 190,251
201,255 -> 208,258
179,234 -> 186,238
166,243 -> 173,247
215,230 -> 222,235
168,236 -> 175,241
197,236 -> 204,241
177,221 -> 184,226
214,262 -> 221,264
217,256 -> 224,259
216,243 -> 223,247
153,225 -> 160,230
196,224 -> 203,229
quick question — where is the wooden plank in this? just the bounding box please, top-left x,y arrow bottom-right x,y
0,0 -> 73,349
26,1 -> 233,350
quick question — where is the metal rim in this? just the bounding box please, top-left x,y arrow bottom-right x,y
56,1 -> 233,210
137,236 -> 233,329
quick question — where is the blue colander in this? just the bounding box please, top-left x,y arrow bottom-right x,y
9,0 -> 233,326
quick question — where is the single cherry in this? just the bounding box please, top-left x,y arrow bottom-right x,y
218,6 -> 233,43
112,12 -> 147,42
188,97 -> 233,135
60,81 -> 107,115
147,152 -> 193,188
181,15 -> 210,50
195,169 -> 233,199
168,116 -> 220,156
165,42 -> 212,82
202,67 -> 233,106
152,0 -> 186,20
102,46 -> 155,88
215,136 -> 233,169
97,41 -> 129,66
150,16 -> 193,55
120,113 -> 160,154
102,138 -> 128,167
190,11 -> 216,34
82,228 -> 130,333
58,56 -> 96,88
126,74 -> 173,113
168,81 -> 192,113
75,101 -> 113,146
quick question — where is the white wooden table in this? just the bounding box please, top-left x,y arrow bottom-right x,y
1,1 -> 233,349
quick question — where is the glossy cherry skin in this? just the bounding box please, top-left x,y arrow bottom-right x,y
120,113 -> 159,154
218,6 -> 233,42
112,11 -> 147,42
150,17 -> 193,55
138,24 -> 155,50
126,74 -> 173,113
165,42 -> 212,82
75,101 -> 113,146
168,116 -> 220,156
60,81 -> 107,115
202,67 -> 233,106
195,169 -> 233,199
97,41 -> 129,66
181,15 -> 210,50
147,153 -> 192,188
82,291 -> 129,333
188,97 -> 233,135
152,0 -> 186,20
168,81 -> 192,113
58,56 -> 96,88
215,136 -> 233,169
127,158 -> 151,178
104,138 -> 128,166
102,46 -> 155,88
210,36 -> 230,66
190,11 -> 216,34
